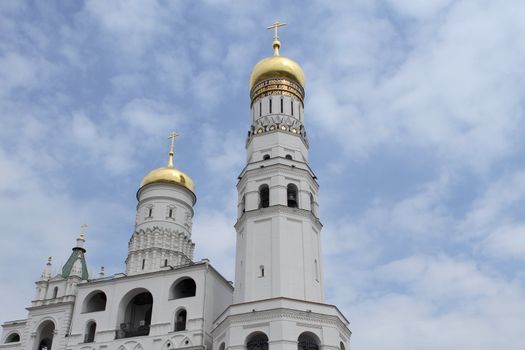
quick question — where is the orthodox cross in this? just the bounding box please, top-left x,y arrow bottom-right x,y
267,21 -> 286,41
168,131 -> 179,167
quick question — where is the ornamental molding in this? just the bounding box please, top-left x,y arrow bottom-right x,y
246,115 -> 308,148
214,308 -> 349,336
250,79 -> 305,105
235,205 -> 322,230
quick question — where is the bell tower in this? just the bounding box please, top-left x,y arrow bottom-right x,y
234,22 -> 322,303
213,23 -> 350,350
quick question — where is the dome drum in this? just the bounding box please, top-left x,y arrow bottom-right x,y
250,78 -> 305,106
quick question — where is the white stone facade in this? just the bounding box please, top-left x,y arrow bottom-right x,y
1,40 -> 350,350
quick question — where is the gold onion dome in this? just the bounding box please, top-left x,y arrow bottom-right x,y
139,132 -> 195,193
249,22 -> 305,89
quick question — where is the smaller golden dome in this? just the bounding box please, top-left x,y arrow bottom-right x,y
139,131 -> 195,193
140,166 -> 194,193
249,55 -> 305,89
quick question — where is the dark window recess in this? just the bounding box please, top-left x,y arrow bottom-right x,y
259,185 -> 270,208
175,309 -> 187,331
287,184 -> 298,208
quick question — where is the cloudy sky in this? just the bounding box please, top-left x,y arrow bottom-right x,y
1,1 -> 524,349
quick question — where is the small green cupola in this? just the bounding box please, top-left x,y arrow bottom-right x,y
61,225 -> 89,280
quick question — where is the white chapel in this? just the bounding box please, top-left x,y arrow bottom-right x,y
0,25 -> 351,350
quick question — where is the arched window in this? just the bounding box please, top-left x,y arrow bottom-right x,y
219,342 -> 226,350
259,184 -> 269,208
36,320 -> 55,350
263,154 -> 270,160
298,332 -> 320,350
285,154 -> 293,160
287,184 -> 298,208
174,309 -> 187,331
340,341 -> 345,350
84,321 -> 96,343
5,333 -> 20,343
83,291 -> 107,313
116,289 -> 153,339
170,278 -> 196,299
246,332 -> 268,350
52,286 -> 58,299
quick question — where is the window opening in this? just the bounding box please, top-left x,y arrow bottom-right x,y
164,259 -> 168,267
5,333 -> 20,343
246,333 -> 269,350
291,100 -> 294,115
269,98 -> 272,113
259,102 -> 262,117
84,291 -> 107,312
168,208 -> 173,218
171,278 -> 197,299
298,333 -> 319,350
259,184 -> 270,208
287,184 -> 298,208
142,259 -> 146,270
175,309 -> 187,331
84,321 -> 96,343
259,265 -> 265,277
52,287 -> 58,299
281,98 -> 284,113
263,154 -> 270,160
285,154 -> 293,160
117,291 -> 153,339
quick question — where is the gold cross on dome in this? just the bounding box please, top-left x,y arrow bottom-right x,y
267,21 -> 286,41
79,224 -> 88,239
167,131 -> 179,167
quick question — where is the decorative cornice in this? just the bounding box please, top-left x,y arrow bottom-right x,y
250,79 -> 305,106
235,205 -> 322,230
213,307 -> 351,338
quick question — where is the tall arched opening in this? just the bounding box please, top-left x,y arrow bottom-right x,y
246,332 -> 268,350
35,320 -> 55,350
116,288 -> 153,339
297,332 -> 320,350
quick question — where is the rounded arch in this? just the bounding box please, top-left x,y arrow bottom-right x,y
169,277 -> 196,299
84,320 -> 97,343
116,288 -> 154,339
219,342 -> 226,350
287,183 -> 299,208
340,341 -> 345,350
52,286 -> 59,299
4,332 -> 20,343
263,154 -> 270,160
285,154 -> 293,160
82,290 -> 107,313
245,331 -> 268,350
35,319 -> 56,350
174,308 -> 187,331
297,332 -> 321,350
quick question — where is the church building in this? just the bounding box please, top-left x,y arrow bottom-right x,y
0,24 -> 351,350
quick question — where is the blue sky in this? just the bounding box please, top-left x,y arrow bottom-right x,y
1,1 -> 525,349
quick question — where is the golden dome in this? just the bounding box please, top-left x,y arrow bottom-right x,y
139,132 -> 195,193
249,55 -> 305,89
140,166 -> 195,193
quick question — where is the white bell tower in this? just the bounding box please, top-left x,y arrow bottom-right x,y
234,25 -> 323,304
213,23 -> 351,350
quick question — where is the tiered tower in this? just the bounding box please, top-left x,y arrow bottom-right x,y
213,23 -> 351,350
126,132 -> 196,275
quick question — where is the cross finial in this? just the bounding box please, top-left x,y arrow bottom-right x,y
79,224 -> 88,240
167,131 -> 179,167
267,21 -> 286,56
